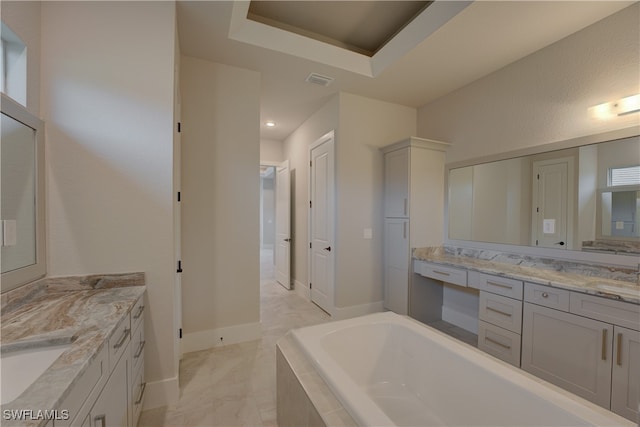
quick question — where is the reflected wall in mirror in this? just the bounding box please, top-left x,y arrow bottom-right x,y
2,112 -> 37,273
447,134 -> 640,255
1,94 -> 45,291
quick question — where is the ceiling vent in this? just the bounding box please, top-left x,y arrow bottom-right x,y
305,73 -> 334,87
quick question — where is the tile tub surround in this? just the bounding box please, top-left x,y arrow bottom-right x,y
277,334 -> 357,427
413,246 -> 640,304
0,273 -> 145,427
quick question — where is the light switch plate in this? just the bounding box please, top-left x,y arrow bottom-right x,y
615,221 -> 625,230
543,219 -> 555,234
363,228 -> 373,239
2,220 -> 17,246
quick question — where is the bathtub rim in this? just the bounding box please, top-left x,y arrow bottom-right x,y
291,311 -> 634,427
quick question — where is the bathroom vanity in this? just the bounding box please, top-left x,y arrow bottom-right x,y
411,247 -> 639,421
0,274 -> 146,427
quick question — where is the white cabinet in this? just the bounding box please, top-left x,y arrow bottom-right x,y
382,137 -> 449,315
522,284 -> 640,421
86,342 -> 131,427
61,294 -> 145,427
611,326 -> 640,421
522,303 -> 613,408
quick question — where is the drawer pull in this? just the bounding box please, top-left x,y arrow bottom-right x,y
134,340 -> 146,359
432,270 -> 450,277
601,329 -> 607,361
133,305 -> 145,320
541,292 -> 549,298
113,328 -> 130,350
616,333 -> 622,366
486,306 -> 512,317
485,337 -> 511,350
135,382 -> 147,405
403,198 -> 408,216
486,280 -> 512,290
94,414 -> 106,427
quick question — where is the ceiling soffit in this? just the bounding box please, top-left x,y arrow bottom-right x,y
229,0 -> 471,77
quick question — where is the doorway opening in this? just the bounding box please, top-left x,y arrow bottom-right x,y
260,165 -> 276,282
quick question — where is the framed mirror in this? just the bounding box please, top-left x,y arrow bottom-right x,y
446,130 -> 640,257
1,93 -> 46,291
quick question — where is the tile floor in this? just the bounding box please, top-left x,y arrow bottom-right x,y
139,249 -> 329,427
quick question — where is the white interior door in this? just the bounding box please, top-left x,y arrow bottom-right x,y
532,157 -> 573,249
275,160 -> 291,289
309,132 -> 335,314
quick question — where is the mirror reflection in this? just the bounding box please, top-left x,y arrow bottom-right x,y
448,135 -> 640,254
1,112 -> 37,273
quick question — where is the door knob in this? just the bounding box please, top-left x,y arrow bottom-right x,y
324,246 -> 331,252
555,241 -> 565,246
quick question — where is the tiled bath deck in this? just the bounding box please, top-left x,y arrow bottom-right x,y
139,276 -> 330,426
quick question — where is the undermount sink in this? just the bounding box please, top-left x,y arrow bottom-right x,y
1,344 -> 70,405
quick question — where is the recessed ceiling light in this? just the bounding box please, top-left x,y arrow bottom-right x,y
265,121 -> 276,127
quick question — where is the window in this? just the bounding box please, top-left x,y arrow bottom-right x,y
609,165 -> 640,187
0,21 -> 27,106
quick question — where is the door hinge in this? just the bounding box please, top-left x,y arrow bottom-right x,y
177,122 -> 181,133
309,200 -> 312,208
310,160 -> 312,167
537,174 -> 540,180
536,207 -> 539,213
179,328 -> 182,339
177,191 -> 181,202
177,260 -> 183,273
309,242 -> 312,249
535,240 -> 539,246
310,283 -> 312,289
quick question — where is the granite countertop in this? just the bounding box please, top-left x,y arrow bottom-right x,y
413,247 -> 640,305
1,273 -> 145,427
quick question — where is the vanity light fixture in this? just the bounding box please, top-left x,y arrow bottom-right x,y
265,121 -> 276,127
590,94 -> 640,119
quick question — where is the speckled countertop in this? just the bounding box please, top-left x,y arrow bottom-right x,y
1,273 -> 145,427
413,247 -> 640,305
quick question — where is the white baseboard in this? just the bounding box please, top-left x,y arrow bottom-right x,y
442,306 -> 479,335
332,301 -> 384,320
293,279 -> 310,300
182,322 -> 262,354
143,376 -> 179,410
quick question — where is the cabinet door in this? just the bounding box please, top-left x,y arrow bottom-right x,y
384,148 -> 409,218
384,218 -> 409,314
522,303 -> 612,408
611,326 -> 640,421
91,344 -> 130,427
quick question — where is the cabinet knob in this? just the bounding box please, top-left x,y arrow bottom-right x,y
542,292 -> 548,298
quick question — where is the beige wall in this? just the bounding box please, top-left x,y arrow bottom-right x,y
180,56 -> 260,341
1,1 -> 41,116
335,93 -> 416,309
417,3 -> 640,164
40,1 -> 178,401
284,92 -> 416,313
283,95 -> 339,288
260,139 -> 284,163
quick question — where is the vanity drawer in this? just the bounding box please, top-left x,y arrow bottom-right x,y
524,283 -> 570,311
469,272 -> 523,300
59,344 -> 109,427
131,296 -> 145,334
131,317 -> 145,376
570,292 -> 640,331
414,261 -> 467,287
478,320 -> 521,367
131,364 -> 146,427
108,313 -> 131,371
479,291 -> 523,334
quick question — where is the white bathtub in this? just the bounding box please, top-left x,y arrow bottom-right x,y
292,312 -> 632,427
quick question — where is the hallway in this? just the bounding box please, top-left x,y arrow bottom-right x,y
139,272 -> 329,426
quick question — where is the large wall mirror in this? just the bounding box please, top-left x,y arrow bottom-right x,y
1,94 -> 46,291
446,131 -> 640,257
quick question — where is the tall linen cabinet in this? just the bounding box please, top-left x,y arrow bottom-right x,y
381,137 -> 449,315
